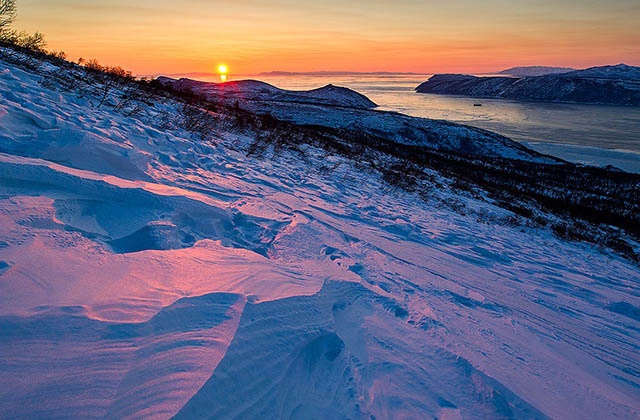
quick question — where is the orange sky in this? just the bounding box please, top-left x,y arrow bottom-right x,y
14,0 -> 640,76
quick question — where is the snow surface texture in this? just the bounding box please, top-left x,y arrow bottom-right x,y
1,58 -> 640,420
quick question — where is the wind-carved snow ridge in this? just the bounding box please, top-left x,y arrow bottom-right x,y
175,281 -> 549,420
0,54 -> 639,419
0,152 -> 286,257
0,292 -> 245,419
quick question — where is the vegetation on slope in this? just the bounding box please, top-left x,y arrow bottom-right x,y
1,14 -> 638,263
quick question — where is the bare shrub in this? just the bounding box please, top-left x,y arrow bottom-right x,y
0,0 -> 16,34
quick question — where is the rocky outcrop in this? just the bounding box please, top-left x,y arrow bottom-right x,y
158,77 -> 377,109
416,64 -> 640,106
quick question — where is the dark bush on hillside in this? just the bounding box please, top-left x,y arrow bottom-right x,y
80,57 -> 133,79
0,1 -> 45,51
0,0 -> 16,32
8,31 -> 45,50
180,102 -> 220,140
0,0 -> 53,68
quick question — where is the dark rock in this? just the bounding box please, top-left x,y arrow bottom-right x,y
416,64 -> 640,106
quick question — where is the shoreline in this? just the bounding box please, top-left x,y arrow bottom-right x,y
522,141 -> 640,174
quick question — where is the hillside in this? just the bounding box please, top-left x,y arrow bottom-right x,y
1,49 -> 640,419
160,76 -> 549,161
558,63 -> 640,80
157,76 -> 378,109
416,64 -> 640,106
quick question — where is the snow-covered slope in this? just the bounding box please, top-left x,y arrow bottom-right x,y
558,63 -> 640,80
1,56 -> 639,419
161,76 -> 551,162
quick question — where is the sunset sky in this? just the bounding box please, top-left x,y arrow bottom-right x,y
15,0 -> 640,76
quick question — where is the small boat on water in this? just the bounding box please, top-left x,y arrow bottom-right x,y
473,103 -> 482,107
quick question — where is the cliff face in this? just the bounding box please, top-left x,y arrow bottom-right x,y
416,65 -> 640,106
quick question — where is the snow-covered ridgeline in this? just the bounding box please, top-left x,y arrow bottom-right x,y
157,76 -> 378,109
158,76 -> 554,163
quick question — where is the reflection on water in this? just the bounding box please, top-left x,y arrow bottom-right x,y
204,74 -> 640,154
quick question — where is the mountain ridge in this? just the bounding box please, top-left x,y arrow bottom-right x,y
416,64 -> 640,106
496,66 -> 576,77
157,76 -> 378,109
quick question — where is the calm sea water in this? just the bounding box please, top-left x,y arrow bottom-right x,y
206,73 -> 640,170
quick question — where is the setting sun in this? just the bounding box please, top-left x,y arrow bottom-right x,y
217,64 -> 228,81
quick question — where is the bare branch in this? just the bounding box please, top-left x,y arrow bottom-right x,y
0,0 -> 16,32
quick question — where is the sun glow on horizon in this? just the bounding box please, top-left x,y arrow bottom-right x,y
218,64 -> 228,82
14,1 -> 640,75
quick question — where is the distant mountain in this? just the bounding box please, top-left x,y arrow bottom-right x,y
157,77 -> 377,109
497,66 -> 576,77
416,64 -> 640,106
144,71 -> 217,79
558,63 -> 640,80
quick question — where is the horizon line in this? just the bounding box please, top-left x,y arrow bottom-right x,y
140,70 -> 433,78
140,62 -> 636,80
